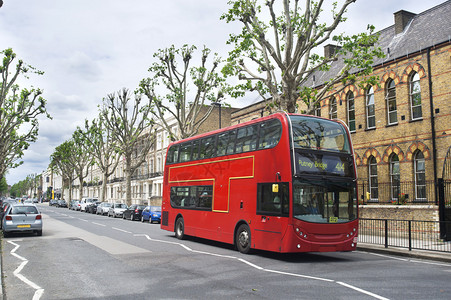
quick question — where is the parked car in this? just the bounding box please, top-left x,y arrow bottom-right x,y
69,200 -> 78,210
96,202 -> 112,215
57,200 -> 68,208
122,205 -> 146,221
86,201 -> 101,214
141,206 -> 161,223
80,197 -> 99,212
2,203 -> 43,237
49,199 -> 58,206
108,203 -> 128,218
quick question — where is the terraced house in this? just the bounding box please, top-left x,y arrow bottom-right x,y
231,1 -> 451,221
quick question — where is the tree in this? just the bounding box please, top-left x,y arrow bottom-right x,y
0,48 -> 51,179
101,88 -> 155,206
71,129 -> 94,200
221,0 -> 385,113
77,116 -> 121,202
50,140 -> 76,203
0,176 -> 7,196
139,44 -> 227,141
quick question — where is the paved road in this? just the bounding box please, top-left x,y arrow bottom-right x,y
2,204 -> 451,299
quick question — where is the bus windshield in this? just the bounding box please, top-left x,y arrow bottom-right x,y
290,116 -> 350,153
293,178 -> 357,224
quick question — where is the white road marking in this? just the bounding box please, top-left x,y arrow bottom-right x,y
112,227 -> 132,233
91,222 -> 106,227
8,241 -> 45,300
135,234 -> 390,300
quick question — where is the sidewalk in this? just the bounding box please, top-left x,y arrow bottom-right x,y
357,242 -> 451,263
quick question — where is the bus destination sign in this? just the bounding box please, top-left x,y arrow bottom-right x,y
295,152 -> 352,176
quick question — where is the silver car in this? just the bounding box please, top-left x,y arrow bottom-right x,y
96,202 -> 112,215
107,203 -> 127,218
2,203 -> 43,237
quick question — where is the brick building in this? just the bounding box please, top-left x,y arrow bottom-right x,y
231,1 -> 451,211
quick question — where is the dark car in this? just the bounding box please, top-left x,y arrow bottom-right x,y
123,205 -> 146,221
86,201 -> 101,214
57,200 -> 68,208
141,206 -> 161,223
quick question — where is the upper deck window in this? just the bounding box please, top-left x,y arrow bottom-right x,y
290,116 -> 350,153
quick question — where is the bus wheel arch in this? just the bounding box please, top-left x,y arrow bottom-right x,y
234,221 -> 252,254
174,214 -> 185,240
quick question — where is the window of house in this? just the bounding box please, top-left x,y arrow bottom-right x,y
410,72 -> 422,120
366,86 -> 376,129
329,97 -> 337,119
389,154 -> 400,201
347,92 -> 355,132
313,101 -> 321,117
368,156 -> 378,201
386,79 -> 397,125
414,151 -> 426,201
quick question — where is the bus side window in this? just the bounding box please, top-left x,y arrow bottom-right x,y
179,142 -> 192,162
236,125 -> 258,153
192,140 -> 200,160
258,119 -> 282,149
217,131 -> 235,157
166,145 -> 179,164
200,136 -> 216,159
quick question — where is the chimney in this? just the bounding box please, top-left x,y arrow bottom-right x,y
324,44 -> 341,59
394,10 -> 416,35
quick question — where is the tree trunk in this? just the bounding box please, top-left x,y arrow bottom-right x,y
101,170 -> 108,202
125,154 -> 132,207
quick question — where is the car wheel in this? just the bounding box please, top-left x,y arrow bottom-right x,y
175,217 -> 185,240
36,230 -> 42,236
3,231 -> 9,238
130,214 -> 134,221
236,224 -> 252,254
141,216 -> 144,222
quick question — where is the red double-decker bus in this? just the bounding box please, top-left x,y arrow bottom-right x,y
161,112 -> 358,253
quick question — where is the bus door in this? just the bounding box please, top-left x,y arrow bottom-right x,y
253,182 -> 290,252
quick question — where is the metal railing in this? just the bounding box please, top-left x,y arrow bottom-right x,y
358,180 -> 436,205
359,218 -> 451,252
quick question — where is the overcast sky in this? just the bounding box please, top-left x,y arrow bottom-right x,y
1,0 -> 446,185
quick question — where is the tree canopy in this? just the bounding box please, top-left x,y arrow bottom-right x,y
0,48 -> 51,178
221,0 -> 385,113
139,44 -> 227,140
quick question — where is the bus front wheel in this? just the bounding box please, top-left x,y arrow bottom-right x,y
175,217 -> 185,240
236,224 -> 252,254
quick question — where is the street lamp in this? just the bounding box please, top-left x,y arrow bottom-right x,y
211,102 -> 222,129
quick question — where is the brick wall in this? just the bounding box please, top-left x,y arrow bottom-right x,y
359,205 -> 439,222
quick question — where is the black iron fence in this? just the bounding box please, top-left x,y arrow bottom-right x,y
359,218 -> 451,252
358,180 -> 436,205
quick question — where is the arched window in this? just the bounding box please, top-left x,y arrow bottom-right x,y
389,154 -> 400,202
414,151 -> 426,201
386,79 -> 397,125
366,86 -> 375,129
347,92 -> 355,132
329,97 -> 337,119
368,156 -> 378,201
410,72 -> 422,120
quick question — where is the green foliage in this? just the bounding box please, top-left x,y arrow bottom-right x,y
0,176 -> 8,195
0,48 -> 51,176
139,44 -> 228,140
221,0 -> 385,113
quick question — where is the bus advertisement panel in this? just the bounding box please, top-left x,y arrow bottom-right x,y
161,112 -> 358,253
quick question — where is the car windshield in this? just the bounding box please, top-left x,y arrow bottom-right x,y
118,204 -> 127,208
151,207 -> 161,212
105,203 -> 112,207
11,206 -> 39,214
137,205 -> 146,209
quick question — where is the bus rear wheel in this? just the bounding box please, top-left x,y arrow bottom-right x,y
236,224 -> 252,254
175,217 -> 185,240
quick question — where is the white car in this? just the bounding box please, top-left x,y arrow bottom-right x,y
96,202 -> 112,215
79,197 -> 98,212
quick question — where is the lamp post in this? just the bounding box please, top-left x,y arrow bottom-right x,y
211,102 -> 222,129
